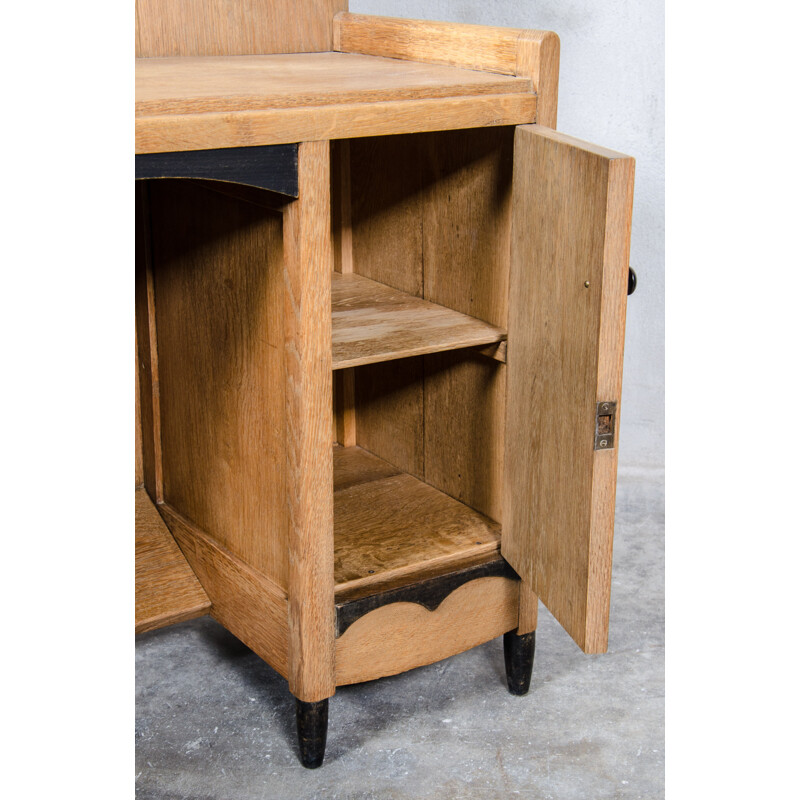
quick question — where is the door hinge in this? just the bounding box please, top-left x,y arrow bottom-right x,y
595,401 -> 617,450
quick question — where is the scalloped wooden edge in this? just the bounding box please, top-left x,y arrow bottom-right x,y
335,576 -> 520,685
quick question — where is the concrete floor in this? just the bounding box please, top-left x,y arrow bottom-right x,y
136,471 -> 664,799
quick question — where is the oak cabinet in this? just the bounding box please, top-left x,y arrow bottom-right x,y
135,2 -> 634,768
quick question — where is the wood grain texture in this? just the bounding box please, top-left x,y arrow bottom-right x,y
502,125 -> 634,654
283,141 -> 336,702
335,576 -> 519,685
332,141 -> 356,448
136,53 -> 531,116
349,130 -> 513,519
136,0 -> 348,57
332,273 -> 505,369
336,554 -> 516,633
352,358 -> 424,479
333,446 -> 501,598
159,503 -> 290,678
135,183 -> 163,500
136,93 -> 536,154
135,327 -> 144,487
149,180 -> 288,588
335,12 -> 528,76
333,13 -> 559,125
423,351 -> 506,523
135,488 -> 210,633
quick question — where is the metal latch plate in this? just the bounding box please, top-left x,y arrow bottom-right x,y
595,401 -> 617,450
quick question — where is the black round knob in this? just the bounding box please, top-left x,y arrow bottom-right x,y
628,267 -> 637,296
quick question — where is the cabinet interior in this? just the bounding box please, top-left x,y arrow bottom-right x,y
331,128 -> 514,599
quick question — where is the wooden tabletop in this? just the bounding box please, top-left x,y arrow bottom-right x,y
135,52 -> 537,152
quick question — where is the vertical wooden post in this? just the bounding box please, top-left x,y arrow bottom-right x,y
284,140 -> 336,702
516,30 -> 561,128
332,139 -> 357,447
135,182 -> 163,502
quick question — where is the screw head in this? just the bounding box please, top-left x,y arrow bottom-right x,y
599,439 -> 608,448
584,281 -> 591,288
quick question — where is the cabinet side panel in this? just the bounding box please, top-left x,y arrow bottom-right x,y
136,0 -> 348,57
150,180 -> 288,590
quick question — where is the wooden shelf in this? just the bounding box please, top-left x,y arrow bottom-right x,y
135,488 -> 211,633
332,273 -> 506,369
333,446 -> 501,601
135,52 -> 536,152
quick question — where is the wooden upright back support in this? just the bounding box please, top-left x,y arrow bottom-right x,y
135,0 -> 349,57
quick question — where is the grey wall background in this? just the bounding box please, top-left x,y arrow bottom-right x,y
351,0 -> 665,474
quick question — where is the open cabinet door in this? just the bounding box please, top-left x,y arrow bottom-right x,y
502,124 -> 635,653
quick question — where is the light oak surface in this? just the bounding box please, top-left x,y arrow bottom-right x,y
136,53 -> 531,116
333,446 -> 501,599
334,13 -> 560,127
149,180 -> 289,588
160,503 -> 290,678
136,0 -> 347,57
502,125 -> 634,654
335,575 -> 519,685
135,53 -> 536,152
135,488 -> 210,633
336,12 -> 533,76
349,130 -> 513,521
332,272 -> 505,370
283,141 -> 336,702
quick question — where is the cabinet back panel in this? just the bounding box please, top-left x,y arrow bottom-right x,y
149,180 -> 289,589
349,129 -> 513,522
136,0 -> 348,57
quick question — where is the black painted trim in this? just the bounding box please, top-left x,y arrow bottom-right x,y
135,144 -> 299,197
335,557 -> 519,637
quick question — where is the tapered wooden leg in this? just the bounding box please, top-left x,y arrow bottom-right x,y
295,698 -> 328,769
503,630 -> 535,695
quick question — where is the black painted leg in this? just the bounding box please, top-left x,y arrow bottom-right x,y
295,698 -> 328,769
503,630 -> 535,695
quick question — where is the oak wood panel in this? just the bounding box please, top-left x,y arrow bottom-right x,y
136,0 -> 348,57
283,141 -> 336,702
135,488 -> 210,633
136,53 -> 531,117
135,328 -> 144,487
159,503 -> 290,678
149,180 -> 288,587
352,358 -> 424,479
333,446 -> 500,598
332,140 -> 357,447
420,128 -> 514,522
502,125 -> 634,654
516,30 -> 561,128
136,93 -> 536,154
335,576 -> 519,685
333,14 -> 559,126
423,351 -> 506,523
335,13 -> 528,76
349,130 -> 513,518
135,184 -> 162,500
332,273 -> 505,370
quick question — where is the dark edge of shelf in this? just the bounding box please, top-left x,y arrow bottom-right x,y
335,555 -> 519,637
135,143 -> 299,197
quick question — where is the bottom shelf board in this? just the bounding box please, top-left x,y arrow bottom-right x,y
334,446 -> 502,600
135,488 -> 211,633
